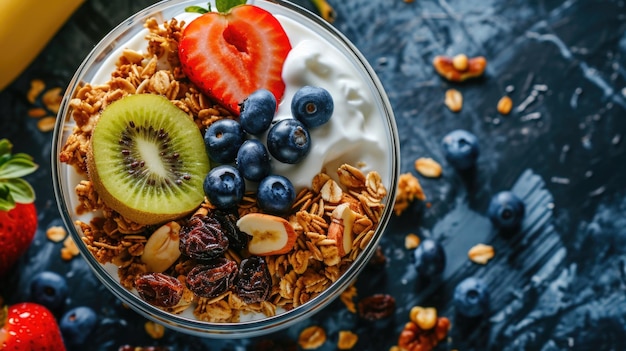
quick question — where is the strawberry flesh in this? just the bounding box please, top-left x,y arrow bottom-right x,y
179,5 -> 292,115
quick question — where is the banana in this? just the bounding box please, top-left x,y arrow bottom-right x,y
0,0 -> 84,90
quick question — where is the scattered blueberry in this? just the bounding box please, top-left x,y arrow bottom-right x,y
487,190 -> 525,230
266,119 -> 311,164
412,238 -> 446,277
453,277 -> 490,318
59,306 -> 98,346
29,271 -> 68,311
239,89 -> 277,135
236,139 -> 271,182
203,165 -> 245,209
291,86 -> 334,128
204,119 -> 245,164
257,175 -> 296,214
441,129 -> 480,170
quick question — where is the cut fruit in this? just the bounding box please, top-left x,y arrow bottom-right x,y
327,203 -> 355,257
87,94 -> 210,225
236,213 -> 297,256
178,5 -> 292,115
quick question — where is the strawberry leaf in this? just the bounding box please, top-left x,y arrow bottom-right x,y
0,139 -> 11,157
185,3 -> 211,14
0,157 -> 38,179
0,184 -> 15,212
216,0 -> 246,13
2,179 -> 35,204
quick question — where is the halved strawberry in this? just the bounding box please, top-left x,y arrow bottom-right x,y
179,5 -> 292,115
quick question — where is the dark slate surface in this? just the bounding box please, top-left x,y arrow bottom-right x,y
1,0 -> 626,350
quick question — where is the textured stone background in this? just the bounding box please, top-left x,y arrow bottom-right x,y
1,0 -> 625,350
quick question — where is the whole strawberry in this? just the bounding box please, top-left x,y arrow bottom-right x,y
0,302 -> 66,350
0,139 -> 38,276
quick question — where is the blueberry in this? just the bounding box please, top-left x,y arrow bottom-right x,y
266,119 -> 311,164
441,129 -> 480,170
291,86 -> 334,128
236,139 -> 271,182
59,306 -> 98,346
453,277 -> 490,318
204,119 -> 245,164
29,271 -> 68,311
412,238 -> 446,277
203,165 -> 245,209
487,190 -> 525,230
239,89 -> 276,135
257,175 -> 296,214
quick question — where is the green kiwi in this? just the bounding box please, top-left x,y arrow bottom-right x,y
87,94 -> 210,225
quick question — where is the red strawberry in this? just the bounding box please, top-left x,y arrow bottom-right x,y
0,302 -> 66,350
0,139 -> 38,276
178,4 -> 292,115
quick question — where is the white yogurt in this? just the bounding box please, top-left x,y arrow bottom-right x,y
90,9 -> 390,191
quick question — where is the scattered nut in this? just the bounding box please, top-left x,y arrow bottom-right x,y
144,320 -> 165,339
61,236 -> 80,261
404,233 -> 420,250
452,54 -> 469,71
468,243 -> 495,264
393,173 -> 426,216
337,330 -> 358,350
444,89 -> 463,112
46,226 -> 67,242
37,116 -> 56,132
298,325 -> 327,350
414,307 -> 437,330
27,107 -> 48,118
433,55 -> 487,82
414,157 -> 443,178
42,87 -> 63,114
340,285 -> 358,313
497,95 -> 513,115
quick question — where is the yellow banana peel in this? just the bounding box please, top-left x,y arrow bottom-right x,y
0,0 -> 84,91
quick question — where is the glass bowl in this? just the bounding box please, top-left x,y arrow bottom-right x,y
52,0 -> 399,338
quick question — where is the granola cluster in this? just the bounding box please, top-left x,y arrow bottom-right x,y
59,16 -> 389,323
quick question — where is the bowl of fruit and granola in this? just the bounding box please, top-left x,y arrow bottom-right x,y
52,0 -> 399,337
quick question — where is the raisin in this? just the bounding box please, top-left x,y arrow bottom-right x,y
357,293 -> 396,321
179,214 -> 229,260
186,258 -> 238,298
235,256 -> 272,304
214,210 -> 249,252
135,272 -> 183,308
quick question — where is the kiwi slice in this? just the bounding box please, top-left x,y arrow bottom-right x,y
87,94 -> 210,225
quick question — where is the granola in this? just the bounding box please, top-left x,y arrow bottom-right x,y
59,16 -> 389,323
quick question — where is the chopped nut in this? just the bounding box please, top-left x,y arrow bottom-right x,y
433,55 -> 487,82
42,87 -> 63,114
452,54 -> 468,71
28,107 -> 48,118
46,226 -> 67,242
37,116 -> 56,132
404,233 -> 420,250
61,236 -> 80,261
144,320 -> 165,339
468,243 -> 495,264
497,95 -> 513,115
414,307 -> 437,330
298,325 -> 327,349
414,158 -> 443,178
141,221 -> 181,273
337,330 -> 358,350
444,89 -> 462,113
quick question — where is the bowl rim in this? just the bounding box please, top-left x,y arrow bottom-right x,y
51,0 -> 400,338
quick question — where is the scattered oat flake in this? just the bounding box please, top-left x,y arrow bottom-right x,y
404,233 -> 420,250
27,79 -> 45,103
550,176 -> 570,185
61,236 -> 80,261
414,157 -> 442,178
497,96 -> 513,115
468,243 -> 495,264
298,325 -> 327,350
46,226 -> 67,242
444,88 -> 463,112
340,285 -> 358,313
28,107 -> 48,118
37,116 -> 56,132
337,330 -> 358,350
144,320 -> 165,339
